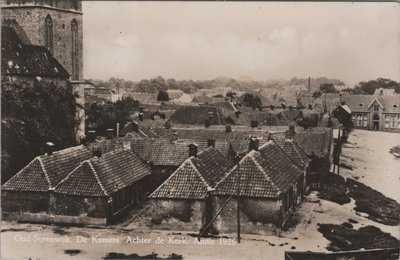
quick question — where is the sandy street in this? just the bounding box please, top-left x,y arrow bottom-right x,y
1,129 -> 399,259
339,129 -> 400,202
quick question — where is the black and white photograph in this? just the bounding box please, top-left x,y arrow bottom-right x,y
1,1 -> 399,259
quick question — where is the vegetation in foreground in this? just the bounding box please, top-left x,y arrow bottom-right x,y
318,173 -> 400,226
318,223 -> 399,252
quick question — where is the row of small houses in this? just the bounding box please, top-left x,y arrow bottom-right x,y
2,126 -> 333,233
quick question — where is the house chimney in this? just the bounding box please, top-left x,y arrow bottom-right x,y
208,111 -> 214,122
235,111 -> 241,117
226,124 -> 232,133
308,76 -> 311,92
106,128 -> 114,139
285,125 -> 296,139
45,142 -> 55,155
132,121 -> 139,133
92,147 -> 102,157
248,137 -> 259,152
139,112 -> 144,121
207,138 -> 216,148
87,129 -> 96,142
122,141 -> 131,150
251,120 -> 258,128
171,131 -> 178,143
188,143 -> 198,157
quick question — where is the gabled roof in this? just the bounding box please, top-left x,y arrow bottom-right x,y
293,132 -> 329,158
214,141 -> 303,198
2,146 -> 92,192
270,135 -> 309,169
278,109 -> 303,122
55,148 -> 151,197
167,105 -> 226,125
341,94 -> 400,114
149,148 -> 234,199
130,138 -> 231,167
1,26 -> 69,77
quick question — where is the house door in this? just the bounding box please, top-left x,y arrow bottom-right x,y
372,114 -> 380,130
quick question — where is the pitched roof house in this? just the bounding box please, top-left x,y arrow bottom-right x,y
150,147 -> 234,200
148,147 -> 234,231
213,141 -> 305,230
167,105 -> 226,126
2,145 -> 92,192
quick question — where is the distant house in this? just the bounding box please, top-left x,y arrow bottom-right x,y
149,147 -> 234,231
271,130 -> 311,194
167,105 -> 226,126
270,127 -> 333,190
213,141 -> 305,234
54,148 -> 151,225
341,93 -> 400,132
277,109 -> 304,124
129,137 -> 234,190
2,146 -> 92,223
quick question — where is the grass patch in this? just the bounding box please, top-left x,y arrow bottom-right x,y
104,252 -> 183,259
318,173 -> 351,205
64,249 -> 81,256
318,224 -> 399,252
53,227 -> 70,235
318,173 -> 400,226
347,179 -> 400,226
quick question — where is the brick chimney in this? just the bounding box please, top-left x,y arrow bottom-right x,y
92,147 -> 102,157
207,138 -> 216,148
248,137 -> 259,152
106,128 -> 114,139
138,112 -> 144,121
132,121 -> 139,133
188,143 -> 198,157
45,142 -> 55,155
285,125 -> 296,139
171,131 -> 178,144
87,129 -> 96,142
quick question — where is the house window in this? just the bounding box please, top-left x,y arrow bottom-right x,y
44,15 -> 53,53
363,114 -> 368,127
385,115 -> 389,128
356,114 -> 363,126
374,104 -> 379,112
397,116 -> 400,129
391,116 -> 396,128
71,19 -> 79,80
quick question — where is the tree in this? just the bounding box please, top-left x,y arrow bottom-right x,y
242,93 -> 262,110
1,79 -> 79,183
320,83 -> 338,93
354,78 -> 400,94
157,90 -> 170,101
85,97 -> 140,136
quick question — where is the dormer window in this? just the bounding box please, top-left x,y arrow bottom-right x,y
374,104 -> 379,111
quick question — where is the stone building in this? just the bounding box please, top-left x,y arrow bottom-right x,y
341,92 -> 400,132
1,0 -> 86,140
213,141 -> 305,235
2,0 -> 83,80
149,147 -> 234,231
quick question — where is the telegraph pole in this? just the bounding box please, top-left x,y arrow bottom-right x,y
236,154 -> 241,243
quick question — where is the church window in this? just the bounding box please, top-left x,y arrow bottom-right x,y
44,15 -> 53,54
71,19 -> 79,80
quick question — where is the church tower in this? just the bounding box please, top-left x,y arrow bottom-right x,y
2,0 -> 83,80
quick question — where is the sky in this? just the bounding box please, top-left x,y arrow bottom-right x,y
83,2 -> 400,86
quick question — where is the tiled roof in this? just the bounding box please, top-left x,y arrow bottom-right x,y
341,94 -> 400,114
1,26 -> 69,77
122,92 -> 157,104
149,148 -> 233,199
167,105 -> 226,125
2,146 -> 92,192
130,138 -> 231,166
55,148 -> 151,196
270,134 -> 309,169
278,109 -> 303,122
294,132 -> 329,157
215,141 -> 303,198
